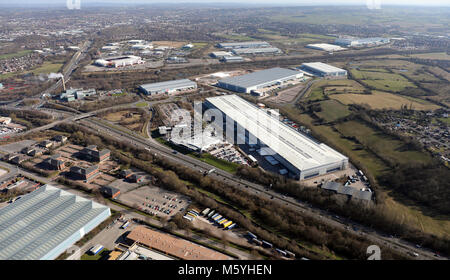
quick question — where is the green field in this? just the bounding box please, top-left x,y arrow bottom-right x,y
316,100 -> 351,122
135,102 -> 148,108
29,61 -> 63,75
193,153 -> 240,174
350,69 -> 416,92
330,90 -> 440,110
335,120 -> 434,165
0,50 -> 32,60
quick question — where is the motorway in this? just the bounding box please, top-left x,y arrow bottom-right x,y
73,114 -> 445,260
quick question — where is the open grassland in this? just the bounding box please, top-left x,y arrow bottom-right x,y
29,61 -> 63,75
305,79 -> 365,101
406,52 -> 450,61
335,120 -> 434,166
329,91 -> 440,110
350,69 -> 416,92
316,100 -> 351,122
278,107 -> 450,237
0,50 -> 32,60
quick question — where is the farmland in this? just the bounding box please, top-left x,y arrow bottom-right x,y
329,91 -> 440,110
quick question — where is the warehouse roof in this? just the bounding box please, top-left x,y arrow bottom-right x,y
232,47 -> 281,54
206,95 -> 348,173
140,79 -> 196,92
0,185 -> 110,260
301,62 -> 346,73
218,41 -> 270,48
127,226 -> 232,260
218,67 -> 301,89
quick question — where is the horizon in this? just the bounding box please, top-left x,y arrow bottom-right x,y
0,0 -> 449,7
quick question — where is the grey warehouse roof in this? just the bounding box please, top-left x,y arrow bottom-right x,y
218,67 -> 301,89
301,62 -> 346,74
0,185 -> 110,260
140,79 -> 196,92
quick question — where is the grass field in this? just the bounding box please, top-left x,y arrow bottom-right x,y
406,52 -> 450,61
335,120 -> 434,165
329,90 -> 440,110
0,50 -> 32,60
135,102 -> 148,108
350,69 -> 416,92
316,99 -> 351,122
29,61 -> 63,75
305,79 -> 365,101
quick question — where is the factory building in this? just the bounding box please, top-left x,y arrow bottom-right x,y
299,62 -> 347,78
306,43 -> 347,52
139,79 -> 197,96
217,41 -> 271,49
0,185 -> 111,260
94,55 -> 143,68
210,51 -> 233,58
204,95 -> 348,180
220,56 -> 244,63
217,67 -> 303,93
60,88 -> 97,102
232,47 -> 281,55
334,37 -> 390,47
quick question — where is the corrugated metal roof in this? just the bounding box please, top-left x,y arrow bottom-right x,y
140,79 -> 196,93
301,62 -> 346,74
218,67 -> 301,89
205,94 -> 348,172
0,185 -> 110,260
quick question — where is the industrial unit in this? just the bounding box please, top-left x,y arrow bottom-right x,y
139,79 -> 197,95
217,67 -> 303,93
220,56 -> 244,63
217,41 -> 271,49
0,185 -> 111,260
232,47 -> 281,55
299,62 -> 348,78
306,43 -> 347,52
334,37 -> 390,47
94,55 -> 143,68
204,95 -> 349,180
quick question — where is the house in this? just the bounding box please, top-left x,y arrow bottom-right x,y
70,165 -> 99,182
129,173 -> 145,183
21,147 -> 34,155
100,186 -> 121,199
39,140 -> 53,149
43,154 -> 65,170
120,169 -> 133,179
79,145 -> 110,162
10,155 -> 25,165
52,135 -> 68,143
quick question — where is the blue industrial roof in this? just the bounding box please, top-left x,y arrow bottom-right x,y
0,185 -> 110,260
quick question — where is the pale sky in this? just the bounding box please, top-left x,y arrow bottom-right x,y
0,0 -> 449,6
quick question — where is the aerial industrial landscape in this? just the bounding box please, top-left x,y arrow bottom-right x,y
0,0 -> 449,267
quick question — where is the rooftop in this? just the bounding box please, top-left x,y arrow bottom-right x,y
218,67 -> 301,89
0,185 -> 110,260
140,79 -> 196,92
206,94 -> 348,173
301,62 -> 347,73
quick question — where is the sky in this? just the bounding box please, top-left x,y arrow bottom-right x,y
0,0 -> 449,6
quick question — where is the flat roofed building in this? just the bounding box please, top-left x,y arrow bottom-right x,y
79,145 -> 110,162
221,56 -> 244,63
335,37 -> 390,47
139,79 -> 197,96
127,226 -> 232,260
205,95 -> 348,180
210,51 -> 233,58
217,67 -> 303,93
0,185 -> 111,260
218,41 -> 271,49
300,62 -> 347,78
306,43 -> 347,52
232,47 -> 281,55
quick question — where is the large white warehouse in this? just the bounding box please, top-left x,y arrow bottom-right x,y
204,95 -> 349,180
217,67 -> 303,93
335,37 -> 390,47
217,41 -> 271,49
95,55 -> 143,68
300,62 -> 347,78
0,185 -> 111,260
139,79 -> 197,95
